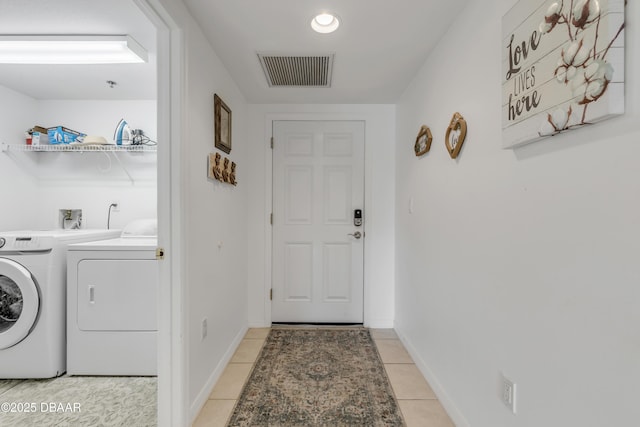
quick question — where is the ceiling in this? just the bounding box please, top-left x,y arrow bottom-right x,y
184,0 -> 469,104
0,0 -> 156,100
0,1 -> 468,104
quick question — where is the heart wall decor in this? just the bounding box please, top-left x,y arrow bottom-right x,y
445,112 -> 467,159
414,125 -> 433,156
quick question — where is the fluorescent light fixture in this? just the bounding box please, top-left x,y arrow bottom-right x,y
311,13 -> 340,34
0,35 -> 148,64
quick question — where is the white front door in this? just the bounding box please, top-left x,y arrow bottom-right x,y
272,121 -> 365,323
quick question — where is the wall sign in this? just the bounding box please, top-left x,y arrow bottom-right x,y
502,0 -> 625,148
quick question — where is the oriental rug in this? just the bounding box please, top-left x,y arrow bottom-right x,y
227,328 -> 405,426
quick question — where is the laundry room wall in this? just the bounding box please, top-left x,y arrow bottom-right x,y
0,96 -> 157,231
157,0 -> 249,422
0,85 -> 40,230
33,99 -> 157,230
246,104 -> 396,328
394,0 -> 639,426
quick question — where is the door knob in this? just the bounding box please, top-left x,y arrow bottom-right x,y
348,231 -> 362,239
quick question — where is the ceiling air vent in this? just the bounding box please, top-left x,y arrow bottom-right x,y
257,53 -> 334,87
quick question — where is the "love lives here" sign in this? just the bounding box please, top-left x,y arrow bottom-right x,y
501,0 -> 625,148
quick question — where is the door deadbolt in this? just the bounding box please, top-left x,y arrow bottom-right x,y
354,209 -> 362,226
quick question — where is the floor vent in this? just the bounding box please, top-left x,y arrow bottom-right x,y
257,53 -> 334,87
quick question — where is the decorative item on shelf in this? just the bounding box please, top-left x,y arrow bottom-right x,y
414,125 -> 433,156
445,112 -> 467,159
214,93 -> 232,154
502,0 -> 625,148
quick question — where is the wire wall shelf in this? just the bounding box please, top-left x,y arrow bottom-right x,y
1,142 -> 156,153
1,142 -> 156,184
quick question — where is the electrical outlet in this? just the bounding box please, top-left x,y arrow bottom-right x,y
501,374 -> 517,414
110,201 -> 120,212
201,318 -> 208,341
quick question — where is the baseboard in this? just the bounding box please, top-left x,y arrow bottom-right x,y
188,325 -> 248,424
365,318 -> 395,329
248,321 -> 270,328
394,326 -> 471,427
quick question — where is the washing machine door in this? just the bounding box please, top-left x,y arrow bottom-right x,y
0,258 -> 40,349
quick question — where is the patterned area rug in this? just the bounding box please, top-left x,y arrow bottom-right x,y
228,328 -> 405,426
0,376 -> 156,427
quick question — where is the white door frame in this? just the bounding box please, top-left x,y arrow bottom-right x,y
264,113 -> 373,326
134,1 -> 186,426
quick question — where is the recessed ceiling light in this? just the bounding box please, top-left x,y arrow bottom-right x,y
311,13 -> 340,34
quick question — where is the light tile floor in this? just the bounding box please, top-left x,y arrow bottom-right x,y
193,328 -> 454,427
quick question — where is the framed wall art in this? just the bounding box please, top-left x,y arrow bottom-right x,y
214,93 -> 232,154
502,0 -> 625,148
445,112 -> 467,159
207,152 -> 237,186
414,125 -> 433,156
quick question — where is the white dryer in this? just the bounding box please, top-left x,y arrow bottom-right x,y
0,229 -> 121,378
67,234 -> 158,376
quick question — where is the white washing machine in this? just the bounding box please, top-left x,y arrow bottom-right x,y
66,228 -> 158,376
0,229 -> 121,378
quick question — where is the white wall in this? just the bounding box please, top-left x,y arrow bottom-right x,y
34,100 -> 157,229
182,23 -> 248,423
246,104 -> 396,328
156,0 -> 249,422
36,183 -> 156,230
0,96 -> 157,230
0,85 -> 39,230
394,1 -> 640,426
